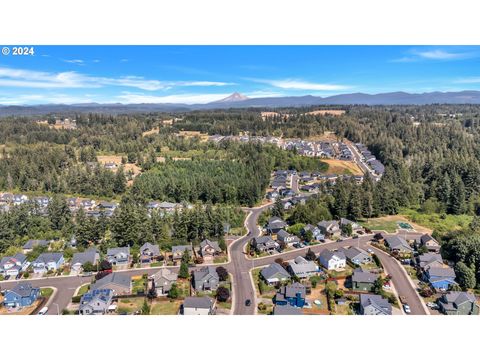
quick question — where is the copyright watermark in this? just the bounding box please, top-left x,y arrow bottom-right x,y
1,46 -> 35,56
1,47 -> 10,55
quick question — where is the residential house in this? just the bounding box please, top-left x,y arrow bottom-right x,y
251,236 -> 279,253
318,249 -> 346,270
273,304 -> 302,315
351,268 -> 379,292
287,256 -> 319,279
139,242 -> 161,264
260,262 -> 291,285
71,249 -> 100,273
340,218 -> 362,233
276,229 -> 300,247
438,291 -> 480,315
171,245 -> 192,261
0,253 -> 28,277
384,236 -> 413,254
418,253 -> 444,271
341,246 -> 372,265
193,267 -> 219,291
80,199 -> 95,210
198,239 -> 222,260
418,234 -> 441,253
425,266 -> 457,290
13,194 -> 28,206
2,283 -> 40,308
317,220 -> 341,238
79,289 -> 114,315
33,196 -> 50,208
22,239 -> 49,254
106,247 -> 130,266
274,282 -> 306,308
32,252 -> 64,274
182,296 -> 216,315
266,216 -> 287,235
150,268 -> 178,295
359,293 -> 392,315
302,224 -> 324,242
90,272 -> 132,295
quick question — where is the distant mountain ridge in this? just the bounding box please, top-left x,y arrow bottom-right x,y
2,90 -> 480,116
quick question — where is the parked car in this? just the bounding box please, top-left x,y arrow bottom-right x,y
38,307 -> 48,315
245,299 -> 251,306
403,304 -> 411,314
367,248 -> 374,254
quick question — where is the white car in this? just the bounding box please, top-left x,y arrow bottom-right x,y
403,304 -> 411,314
367,248 -> 374,254
38,307 -> 48,315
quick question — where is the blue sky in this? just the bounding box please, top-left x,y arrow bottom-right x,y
1,46 -> 480,104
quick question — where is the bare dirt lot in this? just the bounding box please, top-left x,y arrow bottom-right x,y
96,155 -> 142,177
142,127 -> 160,137
304,110 -> 346,116
322,159 -> 363,175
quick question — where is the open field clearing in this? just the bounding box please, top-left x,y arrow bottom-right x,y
142,127 -> 159,137
97,155 -> 142,177
323,159 -> 363,175
359,214 -> 432,233
304,109 -> 346,116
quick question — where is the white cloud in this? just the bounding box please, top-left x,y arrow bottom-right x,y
0,66 -> 233,91
391,48 -> 475,62
63,59 -> 85,65
249,78 -> 350,91
454,77 -> 480,84
0,93 -> 96,105
416,49 -> 469,60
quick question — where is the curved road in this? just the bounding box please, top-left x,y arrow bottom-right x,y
0,200 -> 427,315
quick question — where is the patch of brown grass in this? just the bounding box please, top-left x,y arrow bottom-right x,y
322,159 -> 363,176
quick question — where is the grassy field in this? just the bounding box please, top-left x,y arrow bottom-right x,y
40,287 -> 54,298
117,297 -> 144,314
77,284 -> 90,296
150,299 -> 182,315
322,159 -> 363,176
358,214 -> 433,233
400,208 -> 473,235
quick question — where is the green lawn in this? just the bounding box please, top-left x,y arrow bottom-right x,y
400,208 -> 473,235
150,299 -> 182,315
132,277 -> 148,293
216,301 -> 232,310
404,265 -> 418,280
77,284 -> 90,296
214,256 -> 228,264
252,268 -> 276,297
40,287 -> 54,297
358,218 -> 398,233
117,297 -> 144,314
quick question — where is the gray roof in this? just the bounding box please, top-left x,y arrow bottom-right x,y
9,282 -> 39,297
427,266 -> 456,278
91,272 -> 131,291
34,252 -> 63,264
288,256 -> 318,276
352,268 -> 379,284
172,245 -> 191,253
261,262 -> 291,280
360,294 -> 392,315
283,282 -> 306,298
199,239 -> 221,252
150,268 -> 178,283
273,305 -> 302,315
254,236 -> 275,245
0,253 -> 27,267
193,266 -> 219,282
384,236 -> 412,251
318,249 -> 346,263
71,250 -> 98,266
23,239 -> 48,250
106,247 -> 130,256
267,217 -> 287,229
140,242 -> 160,256
183,296 -> 214,309
443,291 -> 476,306
341,247 -> 370,261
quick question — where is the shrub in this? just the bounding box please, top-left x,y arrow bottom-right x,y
258,302 -> 267,311
216,286 -> 230,302
71,295 -> 82,303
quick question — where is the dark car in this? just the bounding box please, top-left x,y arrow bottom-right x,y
245,299 -> 251,306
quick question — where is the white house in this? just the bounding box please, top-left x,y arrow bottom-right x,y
182,296 -> 215,315
32,253 -> 64,274
318,249 -> 346,270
